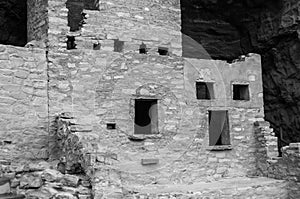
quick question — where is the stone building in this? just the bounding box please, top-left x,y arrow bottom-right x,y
0,0 -> 299,198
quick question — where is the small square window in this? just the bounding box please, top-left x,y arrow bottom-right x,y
196,82 -> 214,100
158,47 -> 169,56
208,110 -> 230,146
114,39 -> 124,52
233,84 -> 250,100
139,43 -> 147,54
107,123 -> 116,130
93,43 -> 101,50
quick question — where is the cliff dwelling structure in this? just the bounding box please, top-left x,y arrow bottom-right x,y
0,0 -> 299,198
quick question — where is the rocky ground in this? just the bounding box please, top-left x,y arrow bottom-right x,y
0,160 -> 92,199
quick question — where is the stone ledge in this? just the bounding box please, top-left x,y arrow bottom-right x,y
206,145 -> 233,151
128,134 -> 162,141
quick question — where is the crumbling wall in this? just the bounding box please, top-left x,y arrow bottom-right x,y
254,121 -> 300,198
0,45 -> 48,162
49,113 -> 92,175
0,160 -> 92,198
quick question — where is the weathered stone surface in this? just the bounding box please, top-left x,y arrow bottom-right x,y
54,192 -> 77,199
42,169 -> 64,182
60,175 -> 79,187
0,177 -> 10,195
20,173 -> 43,189
26,189 -> 53,199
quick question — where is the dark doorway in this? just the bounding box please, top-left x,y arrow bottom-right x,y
208,110 -> 230,146
134,99 -> 158,134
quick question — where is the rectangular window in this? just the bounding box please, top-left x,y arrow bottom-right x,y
233,84 -> 250,100
196,82 -> 214,100
208,110 -> 230,146
158,47 -> 169,56
134,99 -> 158,134
107,123 -> 116,130
114,39 -> 124,52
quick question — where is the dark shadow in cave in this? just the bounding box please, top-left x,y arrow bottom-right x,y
0,0 -> 27,46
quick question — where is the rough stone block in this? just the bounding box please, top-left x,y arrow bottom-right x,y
0,177 -> 10,195
20,173 -> 43,189
42,169 -> 64,182
60,174 -> 79,187
54,192 -> 77,199
289,143 -> 300,148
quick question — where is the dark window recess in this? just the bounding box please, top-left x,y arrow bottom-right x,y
93,43 -> 101,50
0,0 -> 27,46
135,99 -> 158,134
196,82 -> 214,99
233,84 -> 250,100
158,47 -> 169,56
114,39 -> 124,52
208,111 -> 230,146
84,0 -> 100,10
107,123 -> 116,130
66,0 -> 84,31
67,36 -> 76,50
139,43 -> 147,54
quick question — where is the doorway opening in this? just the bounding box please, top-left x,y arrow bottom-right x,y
134,99 -> 158,134
208,110 -> 230,146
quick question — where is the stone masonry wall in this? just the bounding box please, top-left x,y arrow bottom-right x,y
87,53 -> 265,197
27,0 -> 49,42
0,160 -> 92,199
254,121 -> 300,198
48,0 -> 182,56
0,45 -> 48,162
